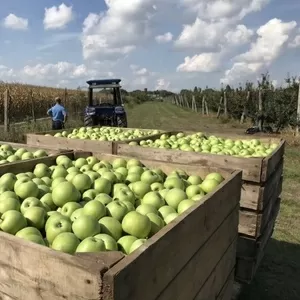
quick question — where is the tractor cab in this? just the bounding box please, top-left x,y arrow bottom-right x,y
84,79 -> 127,127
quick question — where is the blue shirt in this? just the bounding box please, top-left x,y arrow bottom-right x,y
47,104 -> 67,122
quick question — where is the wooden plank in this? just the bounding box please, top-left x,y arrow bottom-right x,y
261,140 -> 285,182
193,239 -> 237,300
240,159 -> 283,210
0,232 -> 123,300
235,198 -> 281,283
217,271 -> 235,300
238,176 -> 282,237
26,134 -> 114,154
156,209 -> 238,300
102,173 -> 242,300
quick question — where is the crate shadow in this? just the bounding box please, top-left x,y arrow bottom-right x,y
238,238 -> 300,300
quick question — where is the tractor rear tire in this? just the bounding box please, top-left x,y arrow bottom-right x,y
84,115 -> 94,127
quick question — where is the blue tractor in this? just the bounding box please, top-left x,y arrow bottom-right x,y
84,79 -> 128,127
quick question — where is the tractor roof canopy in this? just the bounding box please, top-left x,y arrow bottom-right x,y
86,79 -> 121,89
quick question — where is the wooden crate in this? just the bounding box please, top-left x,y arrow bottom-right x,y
235,197 -> 281,284
0,152 -> 242,300
26,128 -> 165,154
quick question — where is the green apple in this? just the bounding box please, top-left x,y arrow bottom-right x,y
186,185 -> 205,198
52,177 -> 66,188
61,202 -> 82,218
136,204 -> 158,215
94,193 -> 113,205
98,217 -> 123,241
129,239 -> 147,254
113,188 -> 136,204
20,197 -> 43,214
0,210 -> 27,234
147,213 -> 164,236
200,178 -> 220,193
127,158 -> 143,168
40,193 -> 57,211
140,170 -> 161,185
164,177 -> 185,190
164,212 -> 179,224
15,180 -> 39,199
150,182 -> 164,191
56,155 -> 73,168
106,201 -> 128,221
52,181 -> 80,207
94,233 -> 118,251
125,173 -> 141,183
177,199 -> 196,214
33,163 -> 51,178
187,175 -> 203,185
117,235 -> 138,254
112,158 -> 127,169
21,234 -> 46,245
51,232 -> 80,254
85,171 -> 100,181
121,200 -> 135,212
72,215 -> 100,240
205,172 -> 224,183
130,181 -> 151,199
51,166 -> 68,179
46,215 -> 72,243
41,177 -> 52,186
142,191 -> 165,209
0,197 -> 20,213
83,200 -> 106,220
72,174 -> 92,192
82,189 -> 98,202
23,206 -> 46,230
16,226 -> 42,238
33,149 -> 48,158
158,189 -> 169,199
165,188 -> 187,209
122,211 -> 151,239
86,156 -> 99,166
0,173 -> 17,190
76,237 -> 106,253
128,165 -> 144,176
70,208 -> 84,222
94,178 -> 112,194
113,183 -> 129,196
158,205 -> 177,219
74,158 -> 88,169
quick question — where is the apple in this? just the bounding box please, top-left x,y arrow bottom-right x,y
150,182 -> 164,191
159,189 -> 169,199
16,226 -> 43,239
205,172 -> 224,183
37,185 -> 51,198
117,235 -> 138,254
34,149 -> 48,158
33,163 -> 51,178
86,156 -> 99,166
98,217 -> 123,241
52,177 -> 66,188
94,233 -> 118,251
0,197 -> 20,213
20,197 -> 43,214
129,239 -> 147,254
186,185 -> 205,198
51,166 -> 68,179
15,180 -> 39,199
128,166 -> 144,176
125,173 -> 141,183
21,234 -> 46,245
113,188 -> 136,204
177,199 -> 196,214
61,202 -> 82,218
94,193 -> 113,205
40,193 -> 57,211
158,205 -> 177,219
142,191 -> 165,209
74,158 -> 88,169
52,181 -> 80,207
72,174 -> 92,192
165,188 -> 187,210
164,212 -> 179,224
41,177 -> 52,186
56,156 -> 73,168
94,178 -> 112,194
76,237 -> 106,253
0,173 -> 17,190
106,201 -> 128,221
51,232 -> 80,254
140,170 -> 161,185
46,216 -> 72,244
200,178 -> 220,193
127,158 -> 143,168
115,167 -> 128,178
85,171 -> 100,181
113,183 -> 130,196
187,175 -> 203,185
147,213 -> 164,236
83,200 -> 106,220
136,204 -> 158,215
72,215 -> 100,240
82,189 -> 98,202
122,211 -> 151,239
101,171 -> 118,184
130,181 -> 151,199
0,210 -> 27,234
23,206 -> 46,230
164,177 -> 185,190
70,208 -> 84,222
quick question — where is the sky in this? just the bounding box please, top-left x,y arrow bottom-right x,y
0,0 -> 300,92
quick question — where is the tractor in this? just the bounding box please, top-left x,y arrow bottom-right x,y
84,79 -> 128,127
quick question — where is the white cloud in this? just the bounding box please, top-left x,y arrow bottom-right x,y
225,25 -> 254,46
44,3 -> 74,30
155,78 -> 171,90
155,32 -> 173,43
288,35 -> 300,48
177,52 -> 222,72
221,18 -> 297,84
81,0 -> 157,60
2,14 -> 28,30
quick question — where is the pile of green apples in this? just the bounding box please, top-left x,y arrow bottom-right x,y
47,126 -> 162,142
128,132 -> 278,157
0,155 -> 224,255
0,144 -> 48,165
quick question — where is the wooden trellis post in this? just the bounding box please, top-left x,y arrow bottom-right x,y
240,91 -> 250,124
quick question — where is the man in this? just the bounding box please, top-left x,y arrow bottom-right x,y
47,97 -> 67,130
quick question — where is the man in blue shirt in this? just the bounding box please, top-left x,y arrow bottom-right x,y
47,97 -> 67,130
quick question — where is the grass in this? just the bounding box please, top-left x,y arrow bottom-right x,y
0,100 -> 299,299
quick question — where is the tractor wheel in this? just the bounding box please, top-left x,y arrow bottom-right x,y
84,115 -> 94,127
116,115 -> 127,128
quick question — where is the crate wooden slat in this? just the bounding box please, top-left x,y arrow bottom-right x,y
0,151 -> 242,300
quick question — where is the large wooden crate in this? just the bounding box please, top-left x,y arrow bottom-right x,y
26,127 -> 165,154
115,131 -> 285,283
0,152 -> 241,300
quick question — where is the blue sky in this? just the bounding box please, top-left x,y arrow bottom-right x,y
0,0 -> 300,91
